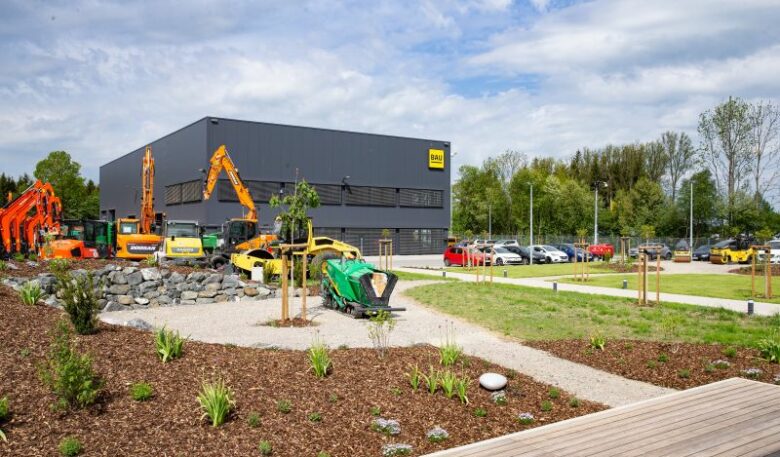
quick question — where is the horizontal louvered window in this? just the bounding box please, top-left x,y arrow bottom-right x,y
399,188 -> 443,208
345,186 -> 396,207
344,228 -> 384,256
313,227 -> 342,240
398,229 -> 447,255
218,180 -> 279,203
181,180 -> 202,203
312,184 -> 342,205
165,184 -> 182,205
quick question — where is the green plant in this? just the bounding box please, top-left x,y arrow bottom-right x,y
589,331 -> 606,350
704,363 -> 715,373
758,332 -> 780,363
0,260 -> 7,271
455,375 -> 470,405
390,386 -> 402,396
154,327 -> 185,363
660,315 -> 681,341
367,310 -> 396,359
658,353 -> 669,363
369,406 -> 381,416
421,366 -> 439,394
646,360 -> 657,369
19,347 -> 30,358
678,369 -> 690,379
439,323 -> 462,366
541,400 -> 553,412
58,273 -> 99,334
196,379 -> 235,427
548,387 -> 560,399
28,252 -> 37,261
247,411 -> 261,428
142,256 -> 158,267
317,452 -> 331,457
328,393 -> 339,403
569,397 -> 581,408
58,436 -> 83,456
12,253 -> 24,262
440,370 -> 457,398
406,364 -> 421,391
19,281 -> 43,306
258,440 -> 273,456
473,407 -> 487,417
49,258 -> 71,278
277,399 -> 292,414
130,382 -> 153,402
308,411 -> 322,422
722,347 -> 737,358
307,335 -> 332,378
39,320 -> 102,410
0,396 -> 8,442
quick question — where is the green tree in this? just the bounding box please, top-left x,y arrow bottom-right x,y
34,152 -> 88,219
676,170 -> 722,239
269,180 -> 320,241
660,131 -> 694,202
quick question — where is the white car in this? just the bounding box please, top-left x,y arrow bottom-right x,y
484,246 -> 524,265
532,245 -> 569,263
494,239 -> 520,248
757,239 -> 780,264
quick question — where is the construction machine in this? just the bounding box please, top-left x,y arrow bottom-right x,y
320,258 -> 403,318
201,144 -> 277,267
710,235 -> 756,264
1,181 -> 47,258
115,146 -> 163,259
156,220 -> 205,263
42,219 -> 113,259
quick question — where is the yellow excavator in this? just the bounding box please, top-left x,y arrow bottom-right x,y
201,144 -> 277,267
115,146 -> 163,259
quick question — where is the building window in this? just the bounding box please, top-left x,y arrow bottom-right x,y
181,180 -> 202,203
345,186 -> 396,207
312,183 -> 342,205
399,189 -> 443,208
165,184 -> 182,205
398,228 -> 446,255
218,179 -> 279,203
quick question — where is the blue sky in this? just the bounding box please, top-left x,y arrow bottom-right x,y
2,0 -> 780,183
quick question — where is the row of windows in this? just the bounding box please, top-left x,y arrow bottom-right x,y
316,228 -> 447,255
166,179 -> 444,208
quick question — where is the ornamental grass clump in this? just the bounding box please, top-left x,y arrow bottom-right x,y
589,331 -> 606,351
19,281 -> 43,306
439,370 -> 457,399
58,273 -> 100,335
473,407 -> 487,417
307,335 -> 332,378
58,436 -> 83,456
406,364 -> 421,391
197,379 -> 235,427
439,322 -> 462,366
154,327 -> 185,363
130,382 -> 153,402
455,375 -> 470,405
422,366 -> 439,394
382,443 -> 412,457
758,332 -> 780,363
367,310 -> 396,359
258,440 -> 273,456
426,426 -> 449,443
371,418 -> 401,436
517,412 -> 535,424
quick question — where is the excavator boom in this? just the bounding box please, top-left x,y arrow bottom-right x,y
203,145 -> 257,220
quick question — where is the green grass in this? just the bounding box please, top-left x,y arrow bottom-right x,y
392,270 -> 457,281
446,262 -> 617,279
406,282 -> 779,347
558,274 -> 780,304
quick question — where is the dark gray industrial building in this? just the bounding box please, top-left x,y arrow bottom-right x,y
99,117 -> 451,255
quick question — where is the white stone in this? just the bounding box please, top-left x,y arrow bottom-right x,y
479,372 -> 507,391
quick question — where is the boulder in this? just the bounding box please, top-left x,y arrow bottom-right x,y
102,301 -> 126,312
244,286 -> 259,297
138,281 -> 161,293
109,284 -> 131,295
127,271 -> 144,286
181,291 -> 199,301
168,272 -> 185,284
6,262 -> 18,270
196,297 -> 215,304
478,373 -> 508,391
125,318 -> 153,331
187,272 -> 206,282
44,295 -> 60,307
257,287 -> 273,298
204,282 -> 221,292
222,287 -> 237,296
141,268 -> 161,281
198,289 -> 217,298
213,294 -> 228,303
180,299 -> 196,305
112,272 -> 128,284
134,297 -> 150,305
157,295 -> 172,305
122,267 -> 138,275
117,295 -> 135,306
204,274 -> 223,285
143,290 -> 161,300
221,275 -> 240,289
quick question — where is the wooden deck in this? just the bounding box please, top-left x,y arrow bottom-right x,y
424,378 -> 780,457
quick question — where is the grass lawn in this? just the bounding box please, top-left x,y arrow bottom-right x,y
446,262 -> 617,278
558,273 -> 780,304
406,282 -> 779,347
392,270 -> 457,281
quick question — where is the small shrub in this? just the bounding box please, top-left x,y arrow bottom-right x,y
473,407 -> 487,417
722,347 -> 737,358
0,396 -> 8,422
19,281 -> 43,306
49,258 -> 70,278
328,393 -> 339,403
712,359 -> 731,369
422,366 -> 439,395
371,418 -> 401,435
426,426 -> 449,443
317,452 -> 331,457
657,353 -> 669,363
12,253 -> 24,262
154,327 -> 185,363
308,412 -> 322,422
142,256 -> 158,267
277,399 -> 292,414
589,332 -> 606,351
27,252 -> 37,261
247,411 -> 261,428
0,260 -> 6,271
677,369 -> 690,379
491,390 -> 507,405
39,320 -> 102,410
541,400 -> 553,412
440,370 -> 457,399
517,412 -> 534,425
455,375 -> 470,405
58,273 -> 100,335
548,387 -> 560,399
742,368 -> 763,379
369,406 -> 381,416
58,437 -> 83,456
390,386 -> 402,396
130,382 -> 153,402
367,310 -> 396,359
406,364 -> 421,391
307,335 -> 331,378
382,443 -> 412,456
758,332 -> 780,363
704,363 -> 715,373
196,379 -> 235,427
439,323 -> 462,366
646,360 -> 657,369
258,440 -> 273,456
569,397 -> 581,408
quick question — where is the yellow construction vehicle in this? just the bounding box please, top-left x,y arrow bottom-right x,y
201,144 -> 276,267
115,146 -> 163,259
710,235 -> 756,264
157,220 -> 205,263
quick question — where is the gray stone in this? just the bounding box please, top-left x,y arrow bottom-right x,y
109,284 -> 131,295
187,272 -> 206,282
143,290 -> 161,299
112,272 -> 128,284
244,287 -> 259,297
139,281 -> 161,293
127,271 -> 144,286
169,272 -> 185,284
96,299 -> 107,309
196,297 -> 215,304
181,291 -> 198,300
221,275 -> 240,289
198,289 -> 217,298
157,295 -> 172,305
180,299 -> 196,305
236,289 -> 245,297
205,282 -> 221,292
257,287 -> 272,298
214,294 -> 228,303
44,295 -> 60,307
141,268 -> 161,281
122,267 -> 138,275
204,274 -> 223,284
125,318 -> 153,331
241,295 -> 255,301
159,269 -> 171,279
6,262 -> 18,270
26,261 -> 38,267
102,301 -> 126,312
134,297 -> 150,305
117,295 -> 135,305
222,287 -> 237,296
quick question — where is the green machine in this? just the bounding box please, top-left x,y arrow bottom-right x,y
321,258 -> 404,318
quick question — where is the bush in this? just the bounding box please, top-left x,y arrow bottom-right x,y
130,382 -> 153,402
142,256 -> 158,267
39,320 -> 102,410
154,327 -> 185,363
541,400 -> 553,412
19,281 -> 43,306
473,407 -> 487,417
197,379 -> 235,427
406,364 -> 421,391
0,396 -> 8,442
276,399 -> 292,414
677,369 -> 690,379
49,258 -> 71,278
58,437 -> 83,456
12,253 -> 24,262
548,387 -> 560,399
455,375 -> 470,405
247,411 -> 261,428
258,440 -> 273,456
367,310 -> 396,359
589,332 -> 606,351
569,397 -> 581,408
308,412 -> 322,422
58,273 -> 99,335
758,332 -> 780,363
517,412 -> 534,424
307,335 -> 331,378
722,347 -> 737,358
439,323 -> 462,366
0,260 -> 6,271
657,353 -> 669,363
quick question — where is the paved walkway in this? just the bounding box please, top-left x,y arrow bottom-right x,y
101,280 -> 672,407
398,267 -> 780,316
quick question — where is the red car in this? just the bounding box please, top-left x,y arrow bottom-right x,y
588,243 -> 615,259
443,246 -> 491,266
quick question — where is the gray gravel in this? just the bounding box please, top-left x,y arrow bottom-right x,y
101,280 -> 673,407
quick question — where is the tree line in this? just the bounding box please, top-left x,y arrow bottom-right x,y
453,97 -> 780,240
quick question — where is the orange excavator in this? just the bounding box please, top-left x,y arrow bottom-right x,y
0,180 -> 64,258
201,144 -> 276,267
1,181 -> 45,257
115,146 -> 163,259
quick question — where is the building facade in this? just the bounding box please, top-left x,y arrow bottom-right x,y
99,117 -> 451,255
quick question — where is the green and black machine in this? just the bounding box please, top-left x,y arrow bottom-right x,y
321,258 -> 404,318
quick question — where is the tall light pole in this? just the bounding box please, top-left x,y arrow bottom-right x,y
593,181 -> 608,244
488,204 -> 492,240
689,180 -> 694,251
529,183 -> 534,265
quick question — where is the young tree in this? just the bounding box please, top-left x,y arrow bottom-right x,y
676,170 -> 722,239
748,100 -> 780,201
269,180 -> 320,241
660,131 -> 694,201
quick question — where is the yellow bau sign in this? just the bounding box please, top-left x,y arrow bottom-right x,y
428,148 -> 444,169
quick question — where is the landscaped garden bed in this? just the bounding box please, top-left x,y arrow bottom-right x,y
525,339 -> 780,389
0,257 -> 201,278
730,265 -> 780,276
0,284 -> 603,456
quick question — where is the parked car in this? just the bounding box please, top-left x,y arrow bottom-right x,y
692,244 -> 711,261
532,245 -> 569,263
555,243 -> 594,262
588,243 -> 615,259
630,243 -> 672,260
757,239 -> 780,264
504,245 -> 545,264
478,246 -> 524,265
494,239 -> 520,248
443,246 -> 491,267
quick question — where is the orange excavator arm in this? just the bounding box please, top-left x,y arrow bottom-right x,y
0,181 -> 44,254
140,146 -> 155,234
202,145 -> 257,221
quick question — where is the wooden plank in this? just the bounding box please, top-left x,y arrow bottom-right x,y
731,432 -> 780,457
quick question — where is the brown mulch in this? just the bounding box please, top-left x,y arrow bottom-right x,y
268,318 -> 315,328
730,265 -> 780,276
601,263 -> 663,273
1,258 -> 201,278
525,339 -> 779,390
0,287 -> 603,456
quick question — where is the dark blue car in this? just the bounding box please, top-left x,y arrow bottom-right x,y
555,243 -> 593,262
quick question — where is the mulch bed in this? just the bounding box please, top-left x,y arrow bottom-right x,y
525,339 -> 780,390
601,263 -> 663,273
0,287 -> 603,456
268,317 -> 315,328
1,258 -> 201,278
730,265 -> 780,276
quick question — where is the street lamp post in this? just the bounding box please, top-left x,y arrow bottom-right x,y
529,183 -> 534,265
593,181 -> 608,245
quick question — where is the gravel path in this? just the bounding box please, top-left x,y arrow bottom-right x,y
101,280 -> 672,407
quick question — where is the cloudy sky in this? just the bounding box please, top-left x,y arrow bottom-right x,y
2,0 -> 780,182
